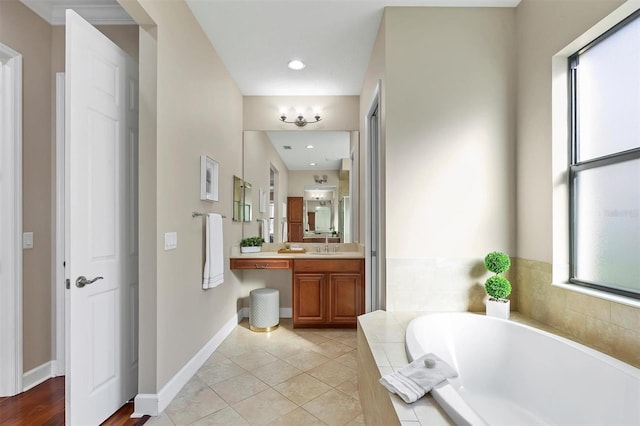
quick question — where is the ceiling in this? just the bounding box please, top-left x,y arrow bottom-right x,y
186,0 -> 520,96
21,0 -> 521,96
20,0 -> 520,170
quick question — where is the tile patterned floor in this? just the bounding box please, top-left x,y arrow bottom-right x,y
148,319 -> 364,426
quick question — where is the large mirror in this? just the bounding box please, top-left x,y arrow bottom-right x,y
243,131 -> 355,243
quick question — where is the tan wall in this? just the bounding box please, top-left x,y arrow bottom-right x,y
0,0 -> 53,373
515,0 -> 625,263
515,0 -> 638,368
378,7 -> 517,311
132,0 -> 244,391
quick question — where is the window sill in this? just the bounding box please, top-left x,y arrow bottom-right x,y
552,281 -> 640,309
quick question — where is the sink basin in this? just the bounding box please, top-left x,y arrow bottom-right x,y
309,252 -> 341,255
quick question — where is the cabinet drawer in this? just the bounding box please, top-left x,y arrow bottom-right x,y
294,259 -> 363,273
230,258 -> 292,270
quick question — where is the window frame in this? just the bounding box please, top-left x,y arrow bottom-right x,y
568,9 -> 640,300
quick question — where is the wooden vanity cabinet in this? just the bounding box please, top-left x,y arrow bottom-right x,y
293,258 -> 364,328
230,258 -> 291,270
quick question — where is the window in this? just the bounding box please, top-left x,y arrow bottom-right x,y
568,10 -> 640,299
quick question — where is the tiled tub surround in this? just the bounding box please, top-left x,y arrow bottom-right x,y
385,258 -> 518,313
357,309 -> 640,425
357,311 -> 453,425
516,258 -> 640,369
384,256 -> 639,369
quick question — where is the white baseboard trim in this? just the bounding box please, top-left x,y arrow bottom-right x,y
132,394 -> 158,417
23,361 -> 55,392
239,307 -> 292,319
133,311 -> 239,417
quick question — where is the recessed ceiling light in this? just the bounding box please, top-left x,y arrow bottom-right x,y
306,145 -> 314,149
309,162 -> 317,166
288,60 -> 305,70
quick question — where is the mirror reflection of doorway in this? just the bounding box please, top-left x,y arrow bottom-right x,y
307,212 -> 315,231
314,205 -> 332,232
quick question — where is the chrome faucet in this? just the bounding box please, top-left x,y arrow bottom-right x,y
324,234 -> 329,253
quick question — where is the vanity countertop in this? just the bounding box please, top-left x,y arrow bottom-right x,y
230,250 -> 364,259
230,242 -> 364,259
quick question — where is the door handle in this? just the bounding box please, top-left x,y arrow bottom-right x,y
75,275 -> 104,288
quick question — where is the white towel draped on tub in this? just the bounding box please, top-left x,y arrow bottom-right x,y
203,213 -> 224,289
379,353 -> 458,403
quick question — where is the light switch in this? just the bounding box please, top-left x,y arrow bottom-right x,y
164,232 -> 177,250
23,232 -> 34,249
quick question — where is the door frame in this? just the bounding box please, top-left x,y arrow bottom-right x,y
365,80 -> 383,312
0,43 -> 23,397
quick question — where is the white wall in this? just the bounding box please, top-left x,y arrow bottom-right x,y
363,7 -> 517,311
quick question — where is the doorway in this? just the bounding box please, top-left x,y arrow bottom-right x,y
366,82 -> 383,312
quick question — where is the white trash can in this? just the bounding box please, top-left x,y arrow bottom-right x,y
249,288 -> 279,332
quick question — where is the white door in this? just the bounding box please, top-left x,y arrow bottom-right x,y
65,10 -> 138,425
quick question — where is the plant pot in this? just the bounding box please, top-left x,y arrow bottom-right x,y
486,298 -> 510,319
241,246 -> 261,253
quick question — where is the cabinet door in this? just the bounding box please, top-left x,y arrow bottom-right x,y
293,273 -> 326,325
288,222 -> 304,242
328,273 -> 363,325
287,197 -> 304,223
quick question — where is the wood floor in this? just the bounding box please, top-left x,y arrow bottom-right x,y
0,377 -> 149,425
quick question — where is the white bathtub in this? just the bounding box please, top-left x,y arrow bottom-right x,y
405,313 -> 640,426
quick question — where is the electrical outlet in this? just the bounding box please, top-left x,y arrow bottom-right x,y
164,232 -> 177,250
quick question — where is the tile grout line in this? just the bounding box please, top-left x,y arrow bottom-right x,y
155,320 -> 363,426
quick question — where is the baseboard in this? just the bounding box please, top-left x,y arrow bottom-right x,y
132,394 -> 158,417
240,307 -> 292,319
133,311 -> 239,417
23,361 -> 55,392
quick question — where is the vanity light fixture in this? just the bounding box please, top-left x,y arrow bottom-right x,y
280,112 -> 322,127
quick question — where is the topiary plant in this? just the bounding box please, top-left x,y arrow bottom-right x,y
484,251 -> 511,301
240,236 -> 264,247
484,251 -> 511,275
